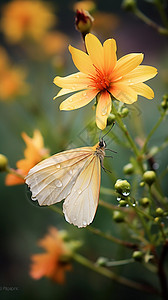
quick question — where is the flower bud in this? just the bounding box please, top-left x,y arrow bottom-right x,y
161,94 -> 168,110
120,107 -> 129,118
122,0 -> 137,12
75,9 -> 94,35
143,171 -> 156,185
139,181 -> 145,187
0,154 -> 8,171
114,179 -> 131,196
107,113 -> 115,125
123,163 -> 134,175
119,200 -> 128,207
96,257 -> 108,266
156,207 -> 164,217
113,211 -> 125,222
154,217 -> 160,223
132,251 -> 143,261
140,197 -> 151,207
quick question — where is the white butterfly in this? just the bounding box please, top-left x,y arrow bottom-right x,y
25,139 -> 108,228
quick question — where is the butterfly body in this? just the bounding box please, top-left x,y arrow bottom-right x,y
25,141 -> 106,228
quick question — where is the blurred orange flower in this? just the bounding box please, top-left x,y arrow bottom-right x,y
73,1 -> 96,12
41,31 -> 69,56
54,33 -> 157,130
5,130 -> 49,185
30,227 -> 72,283
1,0 -> 56,43
0,67 -> 28,101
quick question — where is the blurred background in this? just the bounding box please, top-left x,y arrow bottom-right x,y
0,0 -> 168,299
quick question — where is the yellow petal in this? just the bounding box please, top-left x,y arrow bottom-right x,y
53,72 -> 89,88
112,53 -> 144,80
85,33 -> 104,72
96,91 -> 111,130
103,38 -> 117,74
110,83 -> 137,104
131,82 -> 154,99
69,45 -> 95,74
118,65 -> 158,84
60,89 -> 97,110
53,72 -> 90,99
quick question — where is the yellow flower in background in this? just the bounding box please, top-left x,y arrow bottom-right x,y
1,0 -> 56,43
41,31 -> 69,56
0,67 -> 28,101
73,1 -> 96,12
54,33 -> 157,130
5,130 -> 49,185
30,227 -> 72,284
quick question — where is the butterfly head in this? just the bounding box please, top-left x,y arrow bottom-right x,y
98,138 -> 106,149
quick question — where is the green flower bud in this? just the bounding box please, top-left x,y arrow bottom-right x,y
122,0 -> 137,12
107,113 -> 116,125
161,94 -> 168,110
96,257 -> 108,266
114,179 -> 131,196
132,251 -> 143,261
140,197 -> 151,207
139,181 -> 145,187
119,200 -> 128,207
0,154 -> 8,172
156,207 -> 164,217
154,217 -> 160,223
143,171 -> 156,186
113,211 -> 125,223
123,163 -> 134,175
121,107 -> 129,118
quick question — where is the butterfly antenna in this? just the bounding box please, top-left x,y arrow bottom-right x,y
101,122 -> 115,140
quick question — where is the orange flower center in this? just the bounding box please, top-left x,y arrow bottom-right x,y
88,66 -> 111,92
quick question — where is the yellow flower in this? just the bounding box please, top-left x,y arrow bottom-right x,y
54,33 -> 157,130
5,130 -> 49,185
30,227 -> 72,284
1,0 -> 56,43
0,67 -> 28,101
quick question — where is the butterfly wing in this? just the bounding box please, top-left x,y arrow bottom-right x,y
25,147 -> 94,206
63,154 -> 101,228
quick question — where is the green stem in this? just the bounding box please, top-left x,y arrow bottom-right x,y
112,104 -> 141,159
6,167 -> 25,180
99,199 -> 127,211
87,226 -> 138,249
154,0 -> 168,29
73,253 -> 159,294
140,111 -> 166,154
49,205 -> 63,216
134,7 -> 168,35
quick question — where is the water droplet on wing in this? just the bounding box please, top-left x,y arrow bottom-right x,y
56,180 -> 63,188
83,220 -> 87,226
56,164 -> 61,169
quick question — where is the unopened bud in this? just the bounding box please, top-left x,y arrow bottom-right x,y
96,257 -> 108,266
113,211 -> 125,222
75,9 -> 94,35
140,197 -> 151,207
119,200 -> 128,207
0,154 -> 8,171
143,171 -> 156,185
122,0 -> 137,12
161,94 -> 168,110
156,207 -> 164,217
107,113 -> 116,125
132,251 -> 143,261
114,179 -> 131,196
120,107 -> 129,118
123,163 -> 134,175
